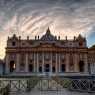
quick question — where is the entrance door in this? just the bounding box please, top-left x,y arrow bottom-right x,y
29,64 -> 33,72
10,61 -> 16,72
61,64 -> 66,72
79,61 -> 84,72
45,64 -> 50,72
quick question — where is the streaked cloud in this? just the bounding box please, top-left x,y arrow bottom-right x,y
0,0 -> 95,59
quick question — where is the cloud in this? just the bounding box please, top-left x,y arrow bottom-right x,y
0,0 -> 95,58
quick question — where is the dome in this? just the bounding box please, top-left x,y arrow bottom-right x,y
40,28 -> 57,41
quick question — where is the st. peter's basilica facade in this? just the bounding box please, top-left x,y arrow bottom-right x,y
5,28 -> 95,75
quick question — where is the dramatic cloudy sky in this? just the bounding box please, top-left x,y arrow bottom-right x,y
0,0 -> 95,59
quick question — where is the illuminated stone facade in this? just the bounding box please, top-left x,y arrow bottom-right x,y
5,28 -> 90,75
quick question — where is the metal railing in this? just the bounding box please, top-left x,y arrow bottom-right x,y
69,79 -> 95,92
0,84 -> 9,95
0,76 -> 95,93
0,76 -> 40,93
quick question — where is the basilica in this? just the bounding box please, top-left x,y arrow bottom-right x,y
5,28 -> 95,75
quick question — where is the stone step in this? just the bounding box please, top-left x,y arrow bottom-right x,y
10,90 -> 94,95
9,92 -> 27,95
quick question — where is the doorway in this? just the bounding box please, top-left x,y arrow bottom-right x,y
29,64 -> 33,72
79,61 -> 84,72
61,64 -> 66,72
10,61 -> 16,72
45,64 -> 50,72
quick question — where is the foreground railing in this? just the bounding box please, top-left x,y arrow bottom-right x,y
0,84 -> 9,95
69,79 -> 95,92
0,76 -> 95,93
0,76 -> 40,93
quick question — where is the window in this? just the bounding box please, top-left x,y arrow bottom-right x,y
52,53 -> 56,63
12,41 -> 16,46
45,53 -> 50,60
79,42 -> 83,46
11,54 -> 16,59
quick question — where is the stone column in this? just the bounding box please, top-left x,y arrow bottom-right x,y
84,54 -> 88,73
5,54 -> 9,74
34,53 -> 36,73
42,52 -> 44,74
37,53 -> 39,73
66,53 -> 69,72
56,53 -> 58,73
59,53 -> 60,72
25,53 -> 28,73
51,52 -> 52,74
16,53 -> 20,73
74,54 -> 79,72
